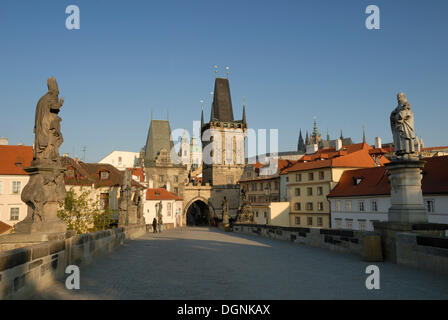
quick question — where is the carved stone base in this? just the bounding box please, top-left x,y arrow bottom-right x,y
386,159 -> 428,224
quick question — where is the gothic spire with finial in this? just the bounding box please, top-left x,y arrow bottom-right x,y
340,129 -> 344,140
200,99 -> 204,128
305,130 -> 310,145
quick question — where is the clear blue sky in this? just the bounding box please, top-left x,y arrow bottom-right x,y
1,0 -> 447,162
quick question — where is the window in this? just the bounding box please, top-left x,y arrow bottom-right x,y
317,217 -> 323,226
174,176 -> 178,183
67,169 -> 75,177
335,218 -> 342,229
259,183 -> 263,191
307,217 -> 313,226
256,211 -> 259,217
227,176 -> 233,184
345,201 -> 352,212
307,187 -> 313,196
336,200 -> 341,212
12,181 -> 21,194
159,175 -> 164,182
295,217 -> 300,225
306,202 -> 313,211
346,219 -> 353,229
99,193 -> 109,210
100,171 -> 109,180
319,171 -> 324,180
247,172 -> 252,179
425,200 -> 435,212
264,212 -> 267,218
371,200 -> 378,212
318,202 -> 324,211
295,188 -> 301,196
274,182 -> 279,190
10,208 -> 19,221
167,203 -> 172,216
118,156 -> 122,164
359,201 -> 365,212
317,186 -> 323,195
294,202 -> 301,211
359,220 -> 366,231
308,172 -> 314,181
296,173 -> 302,182
173,187 -> 178,195
286,177 -> 289,182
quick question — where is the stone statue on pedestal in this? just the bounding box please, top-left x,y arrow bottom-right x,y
14,77 -> 67,236
390,93 -> 416,158
236,187 -> 254,223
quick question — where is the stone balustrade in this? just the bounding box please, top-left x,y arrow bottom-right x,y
0,224 -> 146,299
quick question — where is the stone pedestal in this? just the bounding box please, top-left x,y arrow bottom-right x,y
386,159 -> 427,223
13,164 -> 67,237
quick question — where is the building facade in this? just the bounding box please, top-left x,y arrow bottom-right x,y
99,150 -> 140,171
144,188 -> 183,230
328,156 -> 448,231
281,142 -> 389,229
0,145 -> 33,227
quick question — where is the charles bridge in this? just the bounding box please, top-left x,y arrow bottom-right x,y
1,226 -> 448,299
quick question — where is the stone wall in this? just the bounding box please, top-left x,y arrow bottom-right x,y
0,224 -> 145,299
233,223 -> 375,257
396,233 -> 448,275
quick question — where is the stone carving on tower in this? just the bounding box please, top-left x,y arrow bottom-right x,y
15,77 -> 67,236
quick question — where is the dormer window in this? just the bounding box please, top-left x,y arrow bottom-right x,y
353,177 -> 362,185
100,171 -> 109,180
67,168 -> 75,177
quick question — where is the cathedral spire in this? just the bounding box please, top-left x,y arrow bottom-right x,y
298,129 -> 305,152
200,100 -> 204,129
340,129 -> 344,140
305,130 -> 310,145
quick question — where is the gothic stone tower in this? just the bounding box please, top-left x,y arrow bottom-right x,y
200,77 -> 247,220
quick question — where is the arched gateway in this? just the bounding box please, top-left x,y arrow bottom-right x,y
182,183 -> 213,226
184,197 -> 215,226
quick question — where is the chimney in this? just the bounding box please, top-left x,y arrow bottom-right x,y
0,137 -> 8,145
306,144 -> 318,155
374,136 -> 382,149
335,139 -> 342,151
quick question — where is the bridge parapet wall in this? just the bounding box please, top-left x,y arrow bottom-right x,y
233,224 -> 376,258
0,224 -> 145,299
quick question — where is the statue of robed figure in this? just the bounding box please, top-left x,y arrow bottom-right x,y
390,92 -> 416,158
15,77 -> 67,235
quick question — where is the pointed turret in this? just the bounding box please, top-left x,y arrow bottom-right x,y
362,127 -> 366,144
242,103 -> 246,126
210,78 -> 234,122
297,129 -> 305,153
305,130 -> 310,145
200,105 -> 204,129
340,129 -> 344,140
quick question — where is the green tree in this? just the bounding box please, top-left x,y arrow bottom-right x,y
58,187 -> 113,234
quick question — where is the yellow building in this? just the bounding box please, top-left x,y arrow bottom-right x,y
281,143 -> 388,229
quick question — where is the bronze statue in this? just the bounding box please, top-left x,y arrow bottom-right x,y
390,92 -> 416,157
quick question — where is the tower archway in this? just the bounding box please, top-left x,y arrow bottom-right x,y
184,197 -> 215,226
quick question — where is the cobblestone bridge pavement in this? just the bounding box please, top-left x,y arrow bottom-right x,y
32,227 -> 448,299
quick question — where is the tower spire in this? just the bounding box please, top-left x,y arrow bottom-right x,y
242,97 -> 246,125
362,125 -> 366,144
340,129 -> 343,140
200,100 -> 204,128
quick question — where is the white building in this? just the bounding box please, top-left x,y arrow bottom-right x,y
328,156 -> 448,231
99,151 -> 140,171
0,145 -> 33,227
144,188 -> 183,230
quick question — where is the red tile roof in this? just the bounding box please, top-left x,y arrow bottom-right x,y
328,156 -> 448,197
129,167 -> 145,182
0,221 -> 12,234
146,188 -> 182,201
281,143 -> 389,174
61,157 -> 145,189
0,145 -> 33,175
